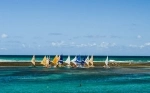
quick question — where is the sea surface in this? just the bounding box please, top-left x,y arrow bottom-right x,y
0,67 -> 150,93
0,55 -> 150,63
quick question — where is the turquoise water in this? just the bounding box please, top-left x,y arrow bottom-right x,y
0,67 -> 150,93
1,55 -> 150,63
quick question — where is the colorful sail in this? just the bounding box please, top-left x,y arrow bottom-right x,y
71,56 -> 77,62
75,55 -> 81,63
89,55 -> 94,67
71,56 -> 77,66
65,55 -> 70,65
52,55 -> 59,66
31,55 -> 35,66
84,56 -> 89,66
59,55 -> 63,64
41,56 -> 46,66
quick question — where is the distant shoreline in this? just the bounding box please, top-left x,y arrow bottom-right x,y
0,62 -> 150,67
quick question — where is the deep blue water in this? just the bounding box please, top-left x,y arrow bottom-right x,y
0,67 -> 150,93
0,55 -> 150,63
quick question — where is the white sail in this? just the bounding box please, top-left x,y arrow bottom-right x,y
104,56 -> 110,68
105,56 -> 108,66
71,56 -> 76,62
65,56 -> 70,65
85,56 -> 89,65
71,56 -> 77,65
31,55 -> 35,66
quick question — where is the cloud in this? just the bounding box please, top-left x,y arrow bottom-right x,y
76,44 -> 87,47
128,42 -> 150,49
129,44 -> 138,48
22,44 -> 26,48
51,41 -> 65,47
137,35 -> 142,39
98,42 -> 116,48
145,42 -> 150,46
49,33 -> 62,36
0,48 -> 7,50
50,41 -> 117,49
1,34 -> 8,38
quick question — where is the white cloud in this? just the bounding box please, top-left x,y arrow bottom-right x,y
22,44 -> 26,48
139,45 -> 144,49
51,41 -> 65,47
51,42 -> 56,46
137,35 -> 142,39
145,42 -> 150,46
128,42 -> 150,49
0,48 -> 7,50
1,34 -> 8,38
76,44 -> 87,47
129,44 -> 138,48
99,42 -> 109,48
111,43 -> 116,47
88,43 -> 97,47
50,41 -> 117,49
38,45 -> 41,47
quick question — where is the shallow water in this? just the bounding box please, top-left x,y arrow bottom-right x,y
0,67 -> 150,93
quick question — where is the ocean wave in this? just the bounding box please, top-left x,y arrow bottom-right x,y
0,59 -> 41,62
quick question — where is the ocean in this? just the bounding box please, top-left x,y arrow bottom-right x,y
0,67 -> 150,93
0,55 -> 150,63
0,55 -> 150,93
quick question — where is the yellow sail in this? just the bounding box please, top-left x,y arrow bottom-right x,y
41,56 -> 47,66
89,55 -> 94,67
52,55 -> 59,66
31,55 -> 35,66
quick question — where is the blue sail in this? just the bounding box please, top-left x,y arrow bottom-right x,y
59,55 -> 63,64
81,57 -> 86,66
75,55 -> 81,63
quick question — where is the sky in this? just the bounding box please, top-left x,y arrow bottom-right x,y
0,0 -> 150,55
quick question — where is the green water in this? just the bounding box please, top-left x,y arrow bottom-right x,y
0,67 -> 150,93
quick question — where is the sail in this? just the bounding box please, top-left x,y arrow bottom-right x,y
59,55 -> 63,64
41,56 -> 46,66
46,56 -> 49,66
105,56 -> 108,66
75,55 -> 81,63
85,56 -> 89,65
71,56 -> 77,65
65,56 -> 70,65
71,56 -> 77,62
89,55 -> 94,67
52,55 -> 59,66
31,55 -> 35,66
